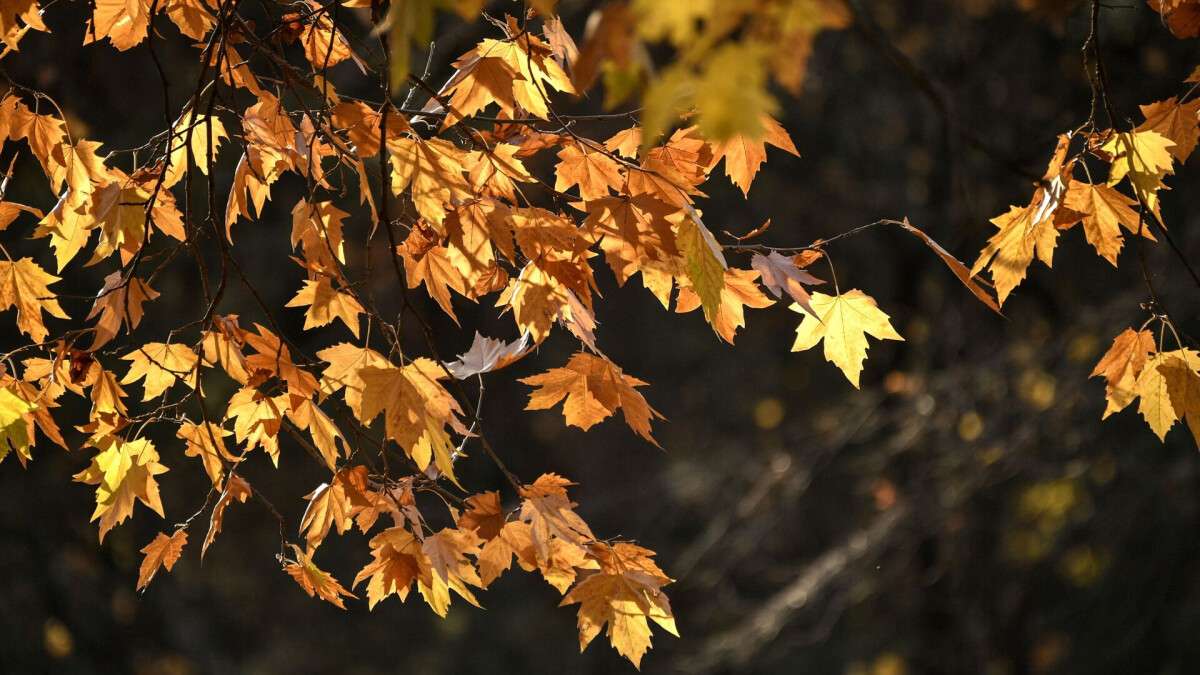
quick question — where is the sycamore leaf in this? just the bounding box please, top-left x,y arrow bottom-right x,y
1134,350 -> 1200,440
0,257 -> 69,342
790,290 -> 904,388
419,527 -> 485,617
88,0 -> 151,50
898,219 -> 1001,314
1103,130 -> 1175,213
1091,328 -> 1156,418
202,473 -> 252,558
358,359 -> 468,487
286,277 -> 364,337
176,420 -> 234,486
283,544 -> 356,609
555,142 -> 625,200
676,267 -> 774,344
1137,97 -> 1200,162
136,529 -> 188,591
1162,355 -> 1200,448
1063,181 -> 1149,266
72,437 -> 169,542
677,208 -> 727,322
86,271 -> 158,350
560,542 -> 678,669
521,353 -> 663,444
0,386 -> 36,465
518,474 -> 596,560
707,113 -> 799,196
750,251 -> 821,315
300,477 -> 354,550
446,331 -> 531,379
120,343 -> 199,401
354,525 -> 427,609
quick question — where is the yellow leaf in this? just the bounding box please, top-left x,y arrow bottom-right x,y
202,473 -> 252,558
521,353 -> 663,445
286,277 -> 364,337
120,343 -> 198,401
72,437 -> 169,542
136,529 -> 188,591
0,386 -> 36,465
1091,328 -> 1156,418
0,257 -> 69,342
790,290 -> 904,388
1103,130 -> 1175,213
283,544 -> 356,609
676,267 -> 774,344
677,208 -> 727,322
707,113 -> 798,196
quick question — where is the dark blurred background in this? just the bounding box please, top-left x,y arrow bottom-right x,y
4,1 -> 1200,673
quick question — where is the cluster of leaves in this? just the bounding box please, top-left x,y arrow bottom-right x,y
0,0 -> 1195,668
970,1 -> 1200,445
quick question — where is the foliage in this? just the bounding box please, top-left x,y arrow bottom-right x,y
0,0 -> 1197,669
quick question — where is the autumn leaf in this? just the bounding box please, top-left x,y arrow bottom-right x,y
1136,97 -> 1200,162
677,208 -> 728,322
1103,130 -> 1175,213
521,353 -> 663,445
554,142 -> 625,200
898,219 -> 1001,314
121,342 -> 199,401
560,542 -> 678,669
202,473 -> 252,558
0,386 -> 36,465
1062,181 -> 1149,266
283,544 -> 357,609
1091,328 -> 1157,418
1134,350 -> 1200,440
677,267 -> 775,344
86,272 -> 159,350
446,331 -> 531,379
176,420 -> 235,486
707,113 -> 799,196
73,437 -> 169,542
791,290 -> 904,388
286,277 -> 364,337
137,529 -> 188,591
0,257 -> 69,342
1162,355 -> 1200,447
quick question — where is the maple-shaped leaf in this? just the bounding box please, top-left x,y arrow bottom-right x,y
1162,354 -> 1200,448
202,473 -> 252,558
283,544 -> 356,609
1103,130 -> 1175,213
496,262 -> 575,344
898,219 -> 1001,314
1137,96 -> 1200,162
316,343 -> 391,416
446,331 -> 531,379
437,45 -> 521,127
164,0 -> 216,41
0,257 -> 69,341
87,0 -> 151,50
0,386 -> 36,465
298,467 -> 370,549
555,142 -> 625,200
677,209 -> 728,322
396,238 -> 469,324
791,290 -> 904,388
1092,328 -> 1157,418
289,398 -> 346,470
1062,181 -> 1151,266
677,267 -> 775,344
560,542 -> 678,669
86,271 -> 159,350
163,109 -> 227,186
750,251 -> 821,315
707,113 -> 798,196
73,437 -> 169,542
972,134 -> 1074,304
458,491 -> 505,541
388,135 -> 471,227
355,526 -> 427,609
136,529 -> 188,591
1134,350 -> 1200,440
297,0 -> 360,71
0,200 -> 43,231
176,420 -> 235,486
121,343 -> 198,401
419,527 -> 485,617
521,353 -> 663,444
225,387 -> 287,465
518,474 -> 596,562
286,277 -> 364,337
358,359 -> 469,486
